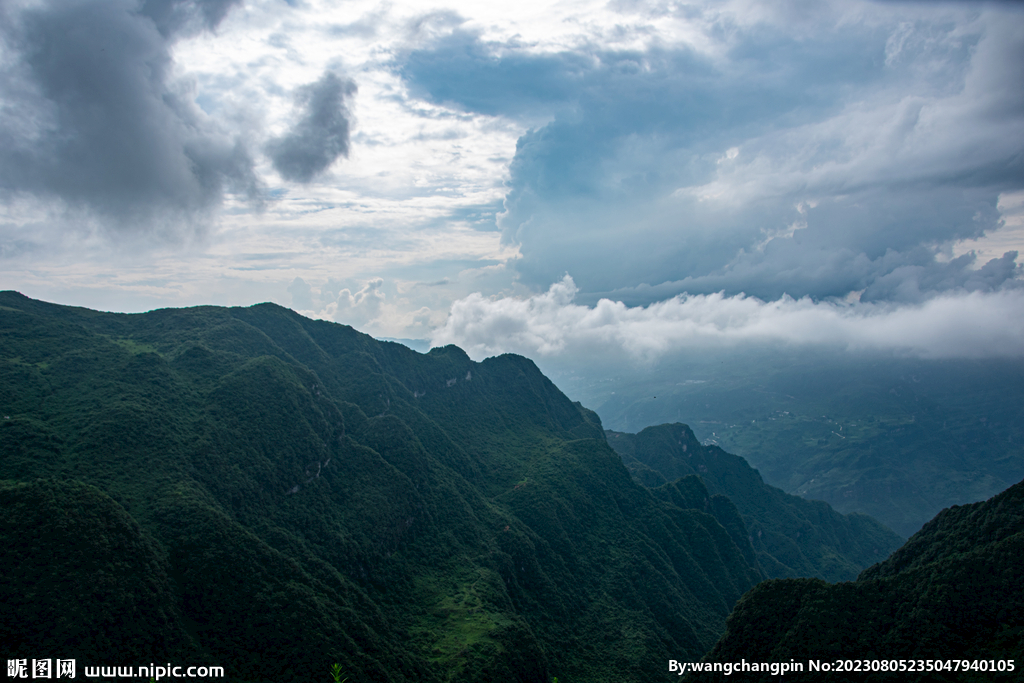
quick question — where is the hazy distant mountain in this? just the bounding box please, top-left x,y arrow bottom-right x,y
606,424 -> 904,582
1,292 -> 766,683
549,350 -> 1024,537
686,477 -> 1024,682
376,337 -> 432,353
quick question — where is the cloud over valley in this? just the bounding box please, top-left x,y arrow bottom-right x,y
431,275 -> 1024,363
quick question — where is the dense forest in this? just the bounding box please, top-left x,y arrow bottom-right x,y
686,477 -> 1024,681
0,293 -> 789,682
2,292 -> 1014,682
606,424 -> 901,582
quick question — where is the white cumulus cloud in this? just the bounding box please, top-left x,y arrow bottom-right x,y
431,275 -> 1024,361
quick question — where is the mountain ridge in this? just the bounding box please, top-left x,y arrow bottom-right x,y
606,423 -> 903,582
2,291 -> 762,683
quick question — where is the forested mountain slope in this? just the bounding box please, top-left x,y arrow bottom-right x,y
1,292 -> 763,683
686,478 -> 1024,682
607,425 -> 904,582
566,351 -> 1024,538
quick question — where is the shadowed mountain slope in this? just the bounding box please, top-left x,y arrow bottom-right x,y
686,478 -> 1024,682
568,351 -> 1024,538
1,292 -> 763,683
606,424 -> 904,582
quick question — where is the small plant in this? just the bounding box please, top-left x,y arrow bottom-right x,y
329,663 -> 348,683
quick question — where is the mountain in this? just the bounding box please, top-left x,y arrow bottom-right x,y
550,348 -> 1024,537
1,292 -> 765,683
606,424 -> 904,582
375,337 -> 432,353
685,478 -> 1024,682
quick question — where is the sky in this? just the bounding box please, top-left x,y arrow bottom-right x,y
2,0 -> 1023,366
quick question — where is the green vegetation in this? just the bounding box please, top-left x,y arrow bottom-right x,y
686,478 -> 1024,682
563,350 -> 1024,536
606,424 -> 904,582
1,292 -> 770,683
329,663 -> 348,683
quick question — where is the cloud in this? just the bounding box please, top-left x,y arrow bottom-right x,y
398,2 -> 1024,304
267,70 -> 357,183
287,276 -> 315,311
595,238 -> 1023,307
431,275 -> 1024,362
398,27 -> 591,119
0,0 -> 258,240
139,0 -> 243,37
290,275 -> 386,327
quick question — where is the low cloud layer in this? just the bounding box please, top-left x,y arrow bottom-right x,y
431,276 -> 1024,362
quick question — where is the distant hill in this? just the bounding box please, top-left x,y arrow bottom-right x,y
553,349 -> 1024,537
606,424 -> 904,582
1,292 -> 764,683
375,336 -> 432,353
686,477 -> 1024,682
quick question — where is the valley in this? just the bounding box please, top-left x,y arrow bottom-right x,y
551,350 -> 1024,537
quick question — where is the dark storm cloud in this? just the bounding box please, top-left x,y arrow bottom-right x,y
576,187 -> 1014,305
0,0 -> 256,235
399,29 -> 593,118
594,247 -> 1022,308
266,71 -> 357,183
140,0 -> 243,37
861,250 -> 1022,302
398,6 -> 1024,304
